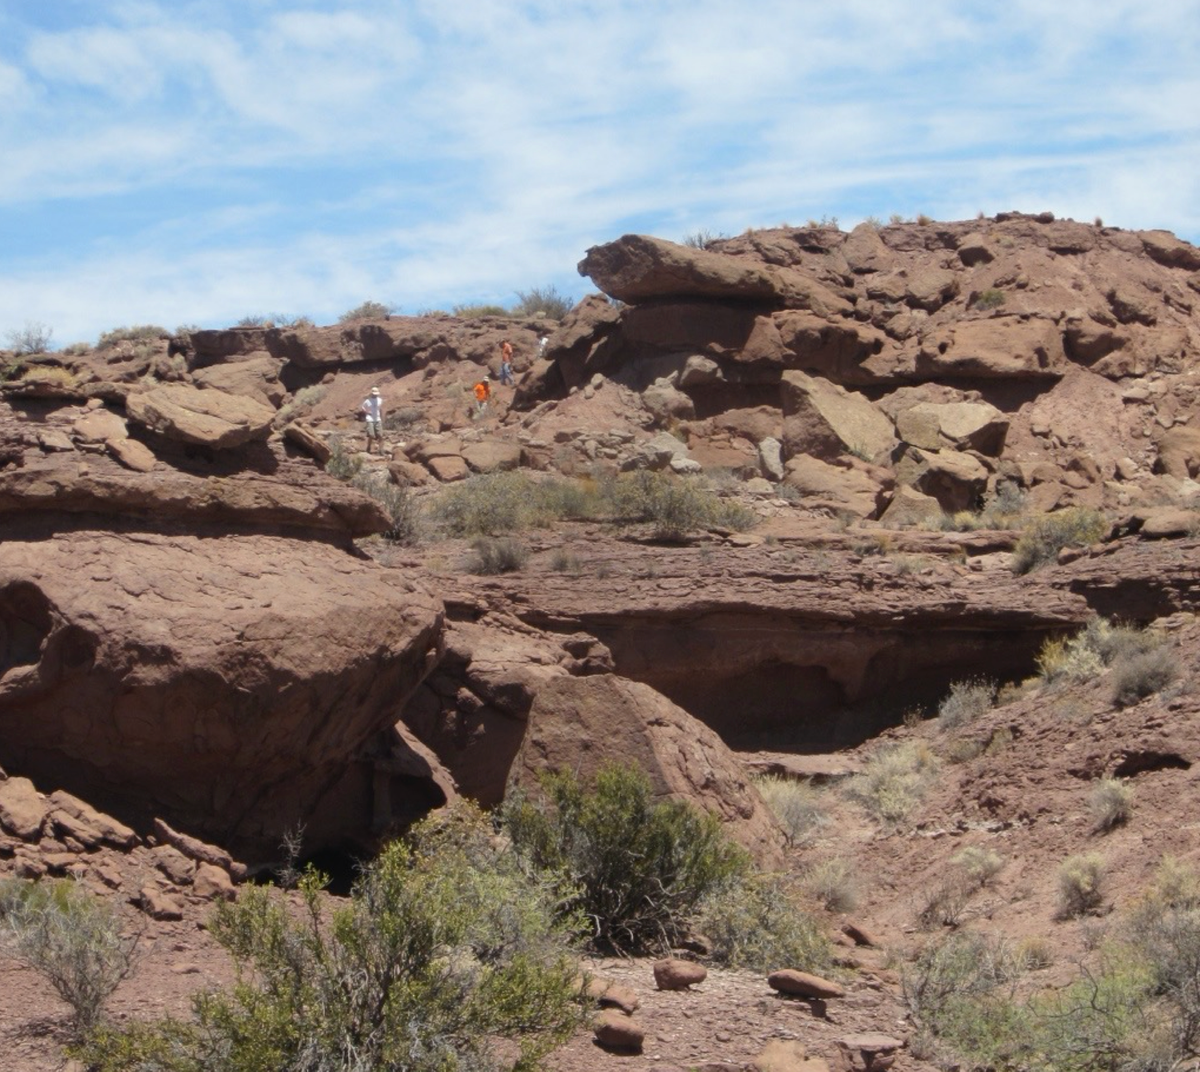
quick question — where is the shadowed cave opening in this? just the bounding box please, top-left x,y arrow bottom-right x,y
591,624 -> 1057,754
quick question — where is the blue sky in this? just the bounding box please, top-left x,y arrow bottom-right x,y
1,0 -> 1198,346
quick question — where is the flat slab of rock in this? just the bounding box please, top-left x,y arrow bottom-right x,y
579,233 -> 784,305
768,969 -> 846,999
832,1033 -> 904,1072
653,957 -> 707,990
593,1009 -> 645,1052
126,383 -> 274,449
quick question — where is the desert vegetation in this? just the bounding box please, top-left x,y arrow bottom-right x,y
0,879 -> 138,1038
4,321 -> 54,354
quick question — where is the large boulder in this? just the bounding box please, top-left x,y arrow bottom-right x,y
916,318 -> 1067,379
579,234 -> 784,304
895,400 -> 1009,456
507,674 -> 786,863
780,371 -> 896,463
126,383 -> 275,449
190,354 -> 286,408
783,455 -> 887,518
0,530 -> 444,860
894,445 -> 989,513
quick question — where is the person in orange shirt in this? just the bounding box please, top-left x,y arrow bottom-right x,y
473,375 -> 491,415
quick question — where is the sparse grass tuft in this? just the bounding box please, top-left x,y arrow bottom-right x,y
972,288 -> 1006,310
470,536 -> 528,574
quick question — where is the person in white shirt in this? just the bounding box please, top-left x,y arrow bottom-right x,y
361,387 -> 384,453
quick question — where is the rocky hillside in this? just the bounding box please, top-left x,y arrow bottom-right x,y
3,211 -> 1200,1071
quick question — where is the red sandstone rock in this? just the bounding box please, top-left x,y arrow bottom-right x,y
768,969 -> 846,999
653,957 -> 707,990
593,1009 -> 645,1051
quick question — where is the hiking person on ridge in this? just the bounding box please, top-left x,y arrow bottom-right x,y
361,387 -> 384,453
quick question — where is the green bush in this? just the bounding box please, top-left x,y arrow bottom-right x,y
77,803 -> 583,1072
339,300 -> 392,322
937,677 -> 997,731
97,324 -> 166,348
1089,777 -> 1134,832
503,763 -> 748,953
470,536 -> 527,574
1058,853 -> 1106,919
1011,507 -> 1107,574
694,875 -> 831,973
751,774 -> 827,847
511,286 -> 574,320
0,878 -> 138,1037
430,472 -> 602,537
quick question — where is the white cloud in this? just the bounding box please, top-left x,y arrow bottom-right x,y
1,0 -> 1198,344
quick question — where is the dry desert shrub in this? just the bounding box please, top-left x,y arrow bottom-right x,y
1111,645 -> 1180,707
1037,617 -> 1180,706
951,845 -> 1005,888
96,324 -> 165,349
751,774 -> 828,846
0,878 -> 139,1037
1089,777 -> 1134,833
846,741 -> 940,827
338,300 -> 392,321
801,857 -> 859,913
937,677 -> 998,731
1058,853 -> 1107,919
469,535 -> 527,574
5,320 -> 54,354
511,285 -> 573,319
606,469 -> 756,541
